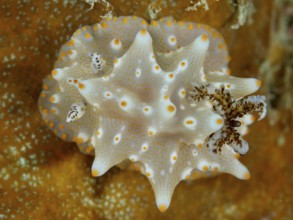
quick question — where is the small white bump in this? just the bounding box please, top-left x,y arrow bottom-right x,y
119,97 -> 133,111
51,68 -> 64,80
194,140 -> 204,149
152,63 -> 162,74
102,75 -> 110,82
224,83 -> 236,90
164,72 -> 175,83
149,53 -> 156,62
140,143 -> 149,152
103,91 -> 113,99
210,163 -> 220,172
192,149 -> 198,156
183,116 -> 197,130
178,88 -> 186,98
210,114 -> 224,130
129,154 -> 138,162
181,168 -> 192,180
176,60 -> 188,72
113,133 -> 122,144
170,152 -> 177,164
96,128 -> 103,139
198,160 -> 209,172
49,94 -> 60,103
113,58 -> 122,67
165,103 -> 176,115
211,82 -> 223,89
167,35 -> 177,46
160,169 -> 166,176
160,85 -> 169,94
68,50 -> 77,59
135,68 -> 141,78
145,167 -> 154,178
75,132 -> 89,144
142,106 -> 153,115
110,39 -> 122,50
212,70 -> 226,76
67,77 -> 74,85
199,67 -> 207,82
147,127 -> 157,136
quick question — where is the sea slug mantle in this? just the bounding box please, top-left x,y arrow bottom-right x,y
38,16 -> 267,212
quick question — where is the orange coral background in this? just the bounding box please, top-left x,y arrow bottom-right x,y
0,0 -> 292,219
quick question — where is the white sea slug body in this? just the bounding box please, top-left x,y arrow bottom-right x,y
38,16 -> 266,212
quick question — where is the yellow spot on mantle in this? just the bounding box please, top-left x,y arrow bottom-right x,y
67,39 -> 74,46
167,105 -> 175,112
256,79 -> 262,87
140,29 -> 147,35
92,170 -> 99,177
243,172 -> 251,180
85,33 -> 91,39
78,83 -> 85,89
49,96 -> 55,103
113,39 -> 120,45
186,120 -> 193,125
218,43 -> 224,49
51,70 -> 57,76
178,21 -> 184,26
86,146 -> 94,154
166,20 -> 172,27
201,35 -> 208,41
61,134 -> 67,140
180,61 -> 186,67
123,17 -> 128,24
159,205 -> 167,212
43,84 -> 48,90
216,118 -> 223,125
148,131 -> 154,136
120,101 -> 127,107
202,166 -> 209,171
101,23 -> 108,29
151,21 -> 158,26
74,136 -> 84,144
169,73 -> 174,78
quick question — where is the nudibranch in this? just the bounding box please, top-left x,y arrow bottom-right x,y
38,16 -> 267,212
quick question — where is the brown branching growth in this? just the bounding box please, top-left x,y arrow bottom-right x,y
189,84 -> 266,155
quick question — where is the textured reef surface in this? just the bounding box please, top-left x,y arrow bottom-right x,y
1,0 -> 293,219
38,16 -> 266,211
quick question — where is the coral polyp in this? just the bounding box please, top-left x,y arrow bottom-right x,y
38,16 -> 266,212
